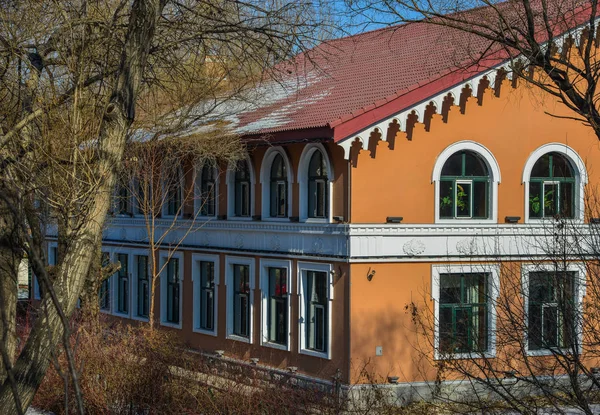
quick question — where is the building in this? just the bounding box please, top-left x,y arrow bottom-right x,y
41,8 -> 600,391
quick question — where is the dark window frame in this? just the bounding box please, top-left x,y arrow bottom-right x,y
233,264 -> 251,338
199,164 -> 217,217
199,261 -> 216,331
116,253 -> 129,314
234,160 -> 251,217
528,152 -> 576,219
136,255 -> 149,318
439,151 -> 490,220
165,258 -> 180,325
305,270 -> 328,353
269,154 -> 288,218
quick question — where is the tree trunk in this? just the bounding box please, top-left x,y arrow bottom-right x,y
0,1 -> 164,413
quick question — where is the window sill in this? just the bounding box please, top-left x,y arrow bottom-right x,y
226,216 -> 253,221
113,311 -> 130,319
160,320 -> 182,330
435,218 -> 497,225
525,217 -> 584,225
99,308 -> 112,314
302,218 -> 330,224
131,315 -> 149,323
526,348 -> 571,357
299,348 -> 330,360
262,341 -> 290,352
262,217 -> 291,223
193,327 -> 218,337
434,350 -> 496,360
227,334 -> 251,344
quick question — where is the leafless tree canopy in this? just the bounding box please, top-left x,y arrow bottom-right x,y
0,1 -> 336,413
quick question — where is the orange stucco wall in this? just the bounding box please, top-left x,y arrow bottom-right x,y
350,80 -> 600,224
348,80 -> 600,383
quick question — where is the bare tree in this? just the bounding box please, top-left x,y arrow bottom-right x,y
0,0 -> 335,413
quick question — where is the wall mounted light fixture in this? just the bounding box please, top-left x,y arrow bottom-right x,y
367,267 -> 376,281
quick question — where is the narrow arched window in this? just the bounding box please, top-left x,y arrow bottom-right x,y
439,151 -> 490,219
529,152 -> 575,218
200,164 -> 216,216
165,168 -> 182,217
270,154 -> 287,217
308,151 -> 328,219
235,160 -> 251,217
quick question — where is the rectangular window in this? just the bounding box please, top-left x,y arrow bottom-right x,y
233,264 -> 250,337
99,252 -> 111,311
268,267 -> 288,345
528,271 -> 575,351
305,271 -> 328,352
438,273 -> 488,354
167,185 -> 181,216
135,179 -> 150,216
136,255 -> 149,318
166,258 -> 180,324
199,261 -> 215,331
116,253 -> 129,314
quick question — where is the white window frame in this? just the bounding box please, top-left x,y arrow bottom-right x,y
298,261 -> 334,359
159,250 -> 184,329
192,253 -> 220,336
431,263 -> 500,360
260,259 -> 292,351
521,262 -> 585,356
225,256 -> 255,343
432,141 -> 501,224
161,166 -> 185,219
129,248 -> 151,322
226,155 -> 255,220
522,143 -> 587,223
260,147 -> 294,221
112,251 -> 132,318
194,163 -> 219,220
298,144 -> 334,223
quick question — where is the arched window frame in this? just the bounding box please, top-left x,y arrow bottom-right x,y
522,143 -> 587,223
226,154 -> 256,220
260,147 -> 294,221
298,143 -> 334,222
432,141 -> 501,224
161,165 -> 185,219
195,162 -> 219,218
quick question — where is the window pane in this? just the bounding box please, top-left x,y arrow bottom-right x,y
137,255 -> 149,318
439,180 -> 454,218
306,271 -> 328,352
441,153 -> 462,176
233,265 -> 250,337
117,253 -> 128,314
199,261 -> 215,331
551,153 -> 574,178
543,182 -> 558,217
472,181 -> 488,218
166,259 -> 179,324
438,273 -> 488,353
560,181 -> 574,218
268,267 -> 288,345
529,182 -> 542,218
464,152 -> 487,177
531,154 -> 550,178
456,182 -> 472,218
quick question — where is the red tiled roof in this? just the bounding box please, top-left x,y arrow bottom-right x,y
234,1 -> 594,141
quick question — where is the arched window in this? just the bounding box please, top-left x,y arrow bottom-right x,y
439,151 -> 490,219
199,164 -> 216,217
528,152 -> 575,218
270,154 -> 287,217
308,151 -> 328,219
234,160 -> 251,217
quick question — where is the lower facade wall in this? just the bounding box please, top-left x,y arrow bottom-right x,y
93,243 -> 350,383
